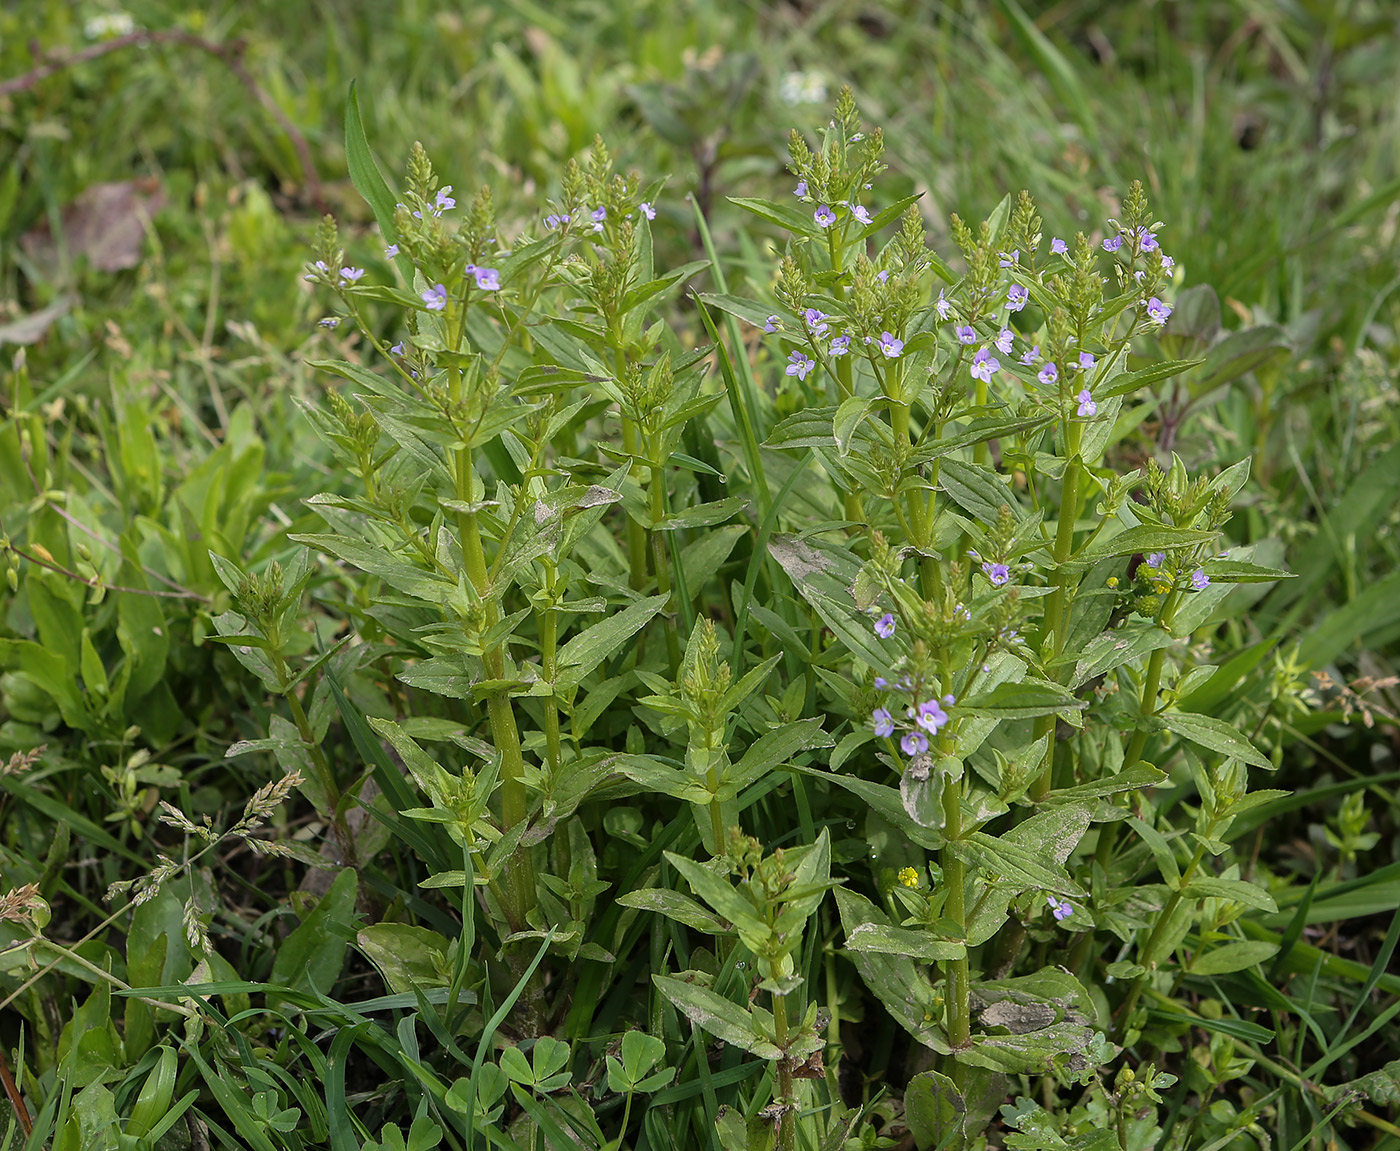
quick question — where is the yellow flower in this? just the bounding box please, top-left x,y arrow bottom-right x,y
897,866 -> 919,888
1106,576 -> 1119,588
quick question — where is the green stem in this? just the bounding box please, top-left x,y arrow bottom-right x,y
773,992 -> 797,1151
940,762 -> 970,1088
649,443 -> 681,674
1030,419 -> 1085,802
540,565 -> 562,778
454,446 -> 535,933
621,416 -> 649,592
1114,840 -> 1209,1036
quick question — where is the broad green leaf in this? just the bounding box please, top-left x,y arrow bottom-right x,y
1179,876 -> 1277,913
1072,625 -> 1177,687
960,678 -> 1086,719
652,974 -> 781,1059
1071,525 -> 1217,566
1160,711 -> 1273,769
271,868 -> 358,999
615,887 -> 731,935
833,888 -> 949,1053
556,595 -> 667,672
1188,940 -> 1279,975
357,924 -> 453,994
720,718 -> 832,800
845,922 -> 965,961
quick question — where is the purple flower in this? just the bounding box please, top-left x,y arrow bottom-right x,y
879,332 -> 904,358
956,325 -> 976,345
434,186 -> 456,213
1050,237 -> 1068,255
1191,568 -> 1210,590
339,266 -> 365,282
422,283 -> 448,311
851,204 -> 872,225
1006,284 -> 1029,312
389,342 -> 405,356
1161,254 -> 1176,271
1078,351 -> 1097,372
764,314 -> 781,333
1146,297 -> 1173,325
591,206 -> 607,223
1102,234 -> 1123,253
472,267 -> 501,291
814,203 -> 836,228
794,179 -> 808,197
1077,388 -> 1097,417
874,677 -> 888,689
318,317 -> 339,329
1146,552 -> 1165,568
805,308 -> 829,337
901,731 -> 929,757
999,249 -> 1019,268
971,348 -> 1000,383
876,269 -> 889,283
1047,896 -> 1074,921
1038,362 -> 1059,385
829,334 -> 851,356
640,202 -> 656,220
872,707 -> 895,738
1138,227 -> 1159,252
995,328 -> 1014,355
384,244 -> 399,258
544,214 -> 564,229
914,700 -> 949,732
874,612 -> 896,638
1020,344 -> 1040,365
936,290 -> 952,320
786,351 -> 816,380
982,561 -> 1011,586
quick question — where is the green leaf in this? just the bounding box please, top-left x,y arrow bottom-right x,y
845,922 -> 965,961
556,595 -> 667,673
1160,711 -> 1273,769
345,82 -> 408,275
904,1070 -> 966,1151
962,968 -> 1105,1078
720,717 -> 832,800
1072,525 -> 1217,566
271,868 -> 358,1000
959,678 -> 1086,719
356,924 -> 452,994
1188,940 -> 1279,975
1200,559 -> 1294,583
1072,625 -> 1177,687
1098,358 -> 1207,400
290,533 -> 452,603
652,973 -> 781,1059
728,195 -> 820,239
832,888 -> 950,1053
615,887 -> 731,935
1179,876 -> 1277,913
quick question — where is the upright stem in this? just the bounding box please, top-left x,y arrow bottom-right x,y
649,441 -> 681,674
1030,420 -> 1084,802
454,447 -> 535,932
773,992 -> 797,1151
621,415 -> 649,592
540,561 -> 562,777
940,759 -> 970,1089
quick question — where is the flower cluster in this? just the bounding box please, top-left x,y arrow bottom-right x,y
871,690 -> 957,759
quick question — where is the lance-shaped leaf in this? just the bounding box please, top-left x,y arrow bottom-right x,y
1160,711 -> 1274,769
959,678 -> 1086,719
653,973 -> 781,1059
719,718 -> 833,801
961,967 -> 1106,1077
556,595 -> 667,678
665,854 -> 770,940
616,887 -> 732,935
834,888 -> 950,1053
